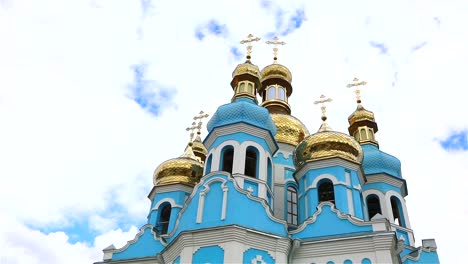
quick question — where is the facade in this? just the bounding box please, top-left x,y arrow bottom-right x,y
97,40 -> 440,264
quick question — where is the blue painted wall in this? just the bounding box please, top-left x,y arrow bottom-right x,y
112,226 -> 164,260
192,245 -> 224,264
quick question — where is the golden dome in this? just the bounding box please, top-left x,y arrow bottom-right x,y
230,61 -> 261,89
259,64 -> 292,96
348,104 -> 375,125
271,114 -> 309,146
347,104 -> 378,135
192,134 -> 207,163
153,145 -> 204,187
294,130 -> 363,168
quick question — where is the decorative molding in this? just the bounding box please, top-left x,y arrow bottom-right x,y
161,225 -> 290,263
365,173 -> 407,197
294,158 -> 365,187
152,198 -> 183,211
110,224 -> 166,254
290,202 -> 387,235
204,122 -> 278,154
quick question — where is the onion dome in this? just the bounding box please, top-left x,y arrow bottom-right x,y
348,104 -> 379,146
361,144 -> 402,178
153,143 -> 204,187
207,97 -> 277,135
271,114 -> 309,146
294,95 -> 362,168
192,133 -> 207,163
230,34 -> 262,102
294,130 -> 363,168
259,36 -> 293,115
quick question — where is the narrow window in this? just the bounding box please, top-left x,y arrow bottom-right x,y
391,196 -> 405,226
360,128 -> 367,140
238,82 -> 245,93
244,147 -> 257,177
205,154 -> 212,174
318,179 -> 335,204
157,203 -> 171,235
287,186 -> 298,225
267,86 -> 276,99
368,128 -> 375,140
267,158 -> 272,189
221,147 -> 234,174
247,83 -> 253,94
354,130 -> 359,141
366,195 -> 382,219
277,87 -> 285,100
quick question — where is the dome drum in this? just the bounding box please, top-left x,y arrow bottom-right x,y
259,77 -> 292,96
230,63 -> 261,89
262,100 -> 291,115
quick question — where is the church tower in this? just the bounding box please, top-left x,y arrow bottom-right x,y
97,36 -> 440,264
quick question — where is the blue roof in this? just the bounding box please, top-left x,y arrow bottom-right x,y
207,98 -> 277,135
361,144 -> 402,178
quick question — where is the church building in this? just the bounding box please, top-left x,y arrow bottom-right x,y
96,35 -> 440,264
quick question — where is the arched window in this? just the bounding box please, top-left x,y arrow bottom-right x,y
366,195 -> 382,220
267,158 -> 272,189
157,203 -> 171,235
368,128 -> 375,140
360,128 -> 367,140
287,186 -> 298,225
205,154 -> 212,174
244,147 -> 258,177
391,196 -> 405,227
247,83 -> 254,94
267,86 -> 275,99
221,146 -> 234,174
238,82 -> 245,93
318,179 -> 335,204
277,87 -> 285,100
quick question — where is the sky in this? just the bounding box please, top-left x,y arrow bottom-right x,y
0,0 -> 467,263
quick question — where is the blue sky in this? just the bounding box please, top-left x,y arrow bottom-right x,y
1,0 -> 467,263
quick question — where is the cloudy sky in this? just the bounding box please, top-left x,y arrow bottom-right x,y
0,0 -> 467,263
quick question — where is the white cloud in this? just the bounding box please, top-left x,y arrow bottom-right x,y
0,213 -> 138,264
0,0 -> 467,262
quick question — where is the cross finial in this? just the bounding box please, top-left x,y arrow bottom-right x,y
314,95 -> 333,122
192,111 -> 209,136
266,36 -> 286,64
346,77 -> 367,104
186,121 -> 198,143
240,34 -> 261,61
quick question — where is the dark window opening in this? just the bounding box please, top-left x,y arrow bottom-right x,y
391,196 -> 403,226
318,180 -> 335,204
367,195 -> 382,220
222,147 -> 234,174
157,204 -> 171,235
244,148 -> 257,177
287,186 -> 298,225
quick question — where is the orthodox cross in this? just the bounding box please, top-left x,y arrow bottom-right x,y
240,34 -> 261,60
314,95 -> 333,122
186,121 -> 198,142
346,77 -> 367,104
266,36 -> 286,64
192,111 -> 209,135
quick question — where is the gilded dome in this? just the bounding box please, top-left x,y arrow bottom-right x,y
230,61 -> 261,89
192,134 -> 207,162
348,104 -> 375,125
294,130 -> 363,168
153,146 -> 204,187
348,104 -> 378,134
271,114 -> 309,146
260,64 -> 292,96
